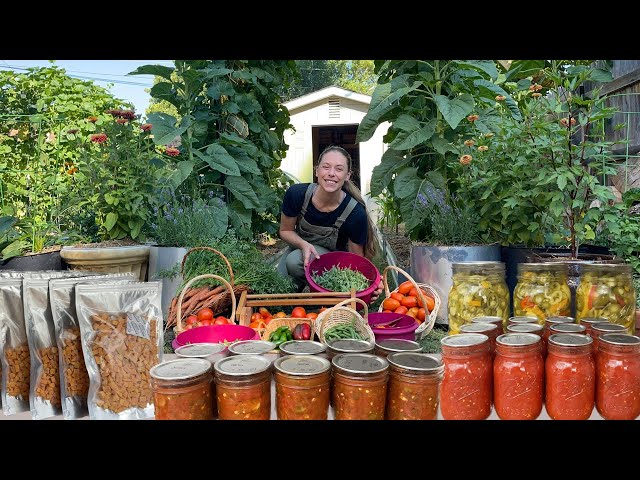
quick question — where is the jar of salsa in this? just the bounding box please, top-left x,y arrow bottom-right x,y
279,340 -> 326,357
596,333 -> 640,420
549,323 -> 586,335
472,315 -> 505,334
493,333 -> 544,420
576,263 -> 636,334
508,316 -> 539,326
546,333 -> 595,420
386,352 -> 443,420
513,263 -> 571,323
543,316 -> 575,346
440,333 -> 492,420
213,355 -> 272,420
274,355 -> 331,420
507,323 -> 546,356
459,322 -> 499,357
150,358 -> 214,420
228,340 -> 276,356
590,322 -> 628,355
326,339 -> 374,361
374,339 -> 422,359
175,342 -> 228,365
448,262 -> 510,335
332,353 -> 388,420
578,316 -> 608,337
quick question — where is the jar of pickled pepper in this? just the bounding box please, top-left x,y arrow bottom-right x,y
514,263 -> 571,324
214,355 -> 272,420
273,355 -> 331,420
448,262 -> 510,334
576,263 -> 636,334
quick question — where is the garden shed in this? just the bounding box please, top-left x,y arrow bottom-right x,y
280,86 -> 389,212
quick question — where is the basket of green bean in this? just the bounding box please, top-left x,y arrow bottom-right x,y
316,297 -> 375,344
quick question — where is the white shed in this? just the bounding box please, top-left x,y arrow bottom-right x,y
280,86 -> 389,213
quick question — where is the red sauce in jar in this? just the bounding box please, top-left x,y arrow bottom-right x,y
214,355 -> 272,420
274,355 -> 331,420
332,353 -> 388,420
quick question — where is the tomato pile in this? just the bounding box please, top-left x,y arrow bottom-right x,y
381,281 -> 435,324
183,307 -> 230,330
248,306 -> 324,330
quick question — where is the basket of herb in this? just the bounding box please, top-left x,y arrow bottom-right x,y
315,297 -> 375,344
378,265 -> 440,340
305,251 -> 381,305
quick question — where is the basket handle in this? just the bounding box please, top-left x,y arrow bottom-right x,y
328,297 -> 369,318
180,247 -> 235,287
175,274 -> 237,332
380,265 -> 430,314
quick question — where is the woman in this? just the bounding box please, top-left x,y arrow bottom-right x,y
278,145 -> 382,301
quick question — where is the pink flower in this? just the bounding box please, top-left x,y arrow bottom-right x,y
116,118 -> 129,124
8,129 -> 19,137
90,133 -> 108,144
45,131 -> 56,144
459,154 -> 472,165
141,123 -> 152,132
467,114 -> 479,123
165,147 -> 180,157
495,95 -> 506,101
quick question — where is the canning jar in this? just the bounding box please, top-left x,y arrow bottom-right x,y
472,315 -> 505,334
549,323 -> 586,335
213,355 -> 272,420
332,353 -> 388,420
543,316 -> 575,346
325,339 -> 374,361
274,355 -> 331,420
513,263 -> 571,323
279,340 -> 327,357
228,340 -> 276,356
507,322 -> 546,356
440,333 -> 492,420
150,358 -> 214,420
596,333 -> 640,420
448,262 -> 509,335
175,342 -> 228,365
459,322 -> 499,356
590,322 -> 628,355
493,333 -> 544,420
374,339 -> 422,359
508,316 -> 539,326
578,316 -> 608,337
386,352 -> 443,420
545,333 -> 595,420
576,263 -> 636,334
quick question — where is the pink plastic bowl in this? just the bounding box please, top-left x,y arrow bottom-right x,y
305,251 -> 381,305
368,312 -> 419,341
172,324 -> 260,350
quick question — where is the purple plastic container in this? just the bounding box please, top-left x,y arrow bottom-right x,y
305,251 -> 381,305
172,324 -> 260,350
368,312 -> 419,341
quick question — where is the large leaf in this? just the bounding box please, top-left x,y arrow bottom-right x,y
0,215 -> 17,236
196,144 -> 241,176
455,61 -> 498,80
590,68 -> 613,83
228,200 -> 252,237
393,114 -> 422,132
149,82 -> 182,110
168,160 -> 194,188
105,212 -> 118,231
389,118 -> 436,150
369,149 -> 410,196
393,166 -> 422,200
202,67 -> 233,79
210,204 -> 229,237
225,176 -> 261,209
504,60 -> 546,82
1,239 -> 28,261
433,94 -> 474,130
147,112 -> 187,146
473,79 -> 522,121
128,64 -> 175,81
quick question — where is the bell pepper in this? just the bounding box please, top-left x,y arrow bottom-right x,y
520,296 -> 535,310
587,285 -> 598,310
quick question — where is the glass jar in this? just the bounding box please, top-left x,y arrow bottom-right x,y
279,340 -> 326,357
440,333 -> 492,420
545,333 -> 595,420
175,342 -> 228,365
448,262 -> 510,334
374,339 -> 422,359
493,333 -> 544,420
472,315 -> 505,334
590,322 -> 628,357
508,316 -> 539,326
543,316 -> 575,346
331,353 -> 388,420
507,323 -> 546,357
576,263 -> 636,334
273,355 -> 331,420
228,340 -> 276,356
326,339 -> 374,361
386,352 -> 443,420
596,333 -> 640,420
513,263 -> 571,323
459,322 -> 499,357
578,316 -> 608,337
150,358 -> 214,420
549,323 -> 586,335
213,355 -> 272,420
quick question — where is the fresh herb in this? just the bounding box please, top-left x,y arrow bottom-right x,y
418,324 -> 448,354
312,265 -> 370,292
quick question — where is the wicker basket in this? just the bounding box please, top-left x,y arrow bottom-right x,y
167,246 -> 245,334
261,317 -> 315,342
378,265 -> 440,339
315,297 -> 375,344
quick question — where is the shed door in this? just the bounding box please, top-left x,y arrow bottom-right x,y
312,125 -> 361,190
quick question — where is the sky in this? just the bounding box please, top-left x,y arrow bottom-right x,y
0,60 -> 173,118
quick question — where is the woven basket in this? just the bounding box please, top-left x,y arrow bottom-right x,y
261,317 -> 315,343
315,297 -> 375,344
378,265 -> 440,340
167,246 -> 245,334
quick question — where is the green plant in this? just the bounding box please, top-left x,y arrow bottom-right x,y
373,189 -> 402,233
599,188 -> 640,275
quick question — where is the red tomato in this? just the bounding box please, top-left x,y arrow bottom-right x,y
197,308 -> 214,322
214,316 -> 229,325
185,315 -> 199,326
291,307 -> 306,318
199,319 -> 213,326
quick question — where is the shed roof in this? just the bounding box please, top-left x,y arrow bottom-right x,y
284,86 -> 371,112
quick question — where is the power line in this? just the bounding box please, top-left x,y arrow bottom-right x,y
0,65 -> 154,87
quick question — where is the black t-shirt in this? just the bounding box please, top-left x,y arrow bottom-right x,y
281,183 -> 368,251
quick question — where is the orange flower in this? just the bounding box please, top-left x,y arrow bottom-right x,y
477,145 -> 488,152
495,95 -> 506,101
529,84 -> 543,92
467,114 -> 479,122
459,154 -> 472,165
90,133 -> 108,144
116,118 -> 129,124
531,92 -> 542,98
8,129 -> 19,137
141,123 -> 152,132
464,139 -> 475,147
87,116 -> 98,123
165,147 -> 180,157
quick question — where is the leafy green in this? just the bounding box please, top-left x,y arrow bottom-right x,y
311,265 -> 370,292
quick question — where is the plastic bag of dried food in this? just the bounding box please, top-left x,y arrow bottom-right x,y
76,281 -> 163,420
49,273 -> 136,420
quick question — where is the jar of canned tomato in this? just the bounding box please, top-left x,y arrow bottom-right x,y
507,322 -> 546,357
331,353 -> 388,420
590,322 -> 628,355
460,322 -> 499,357
440,333 -> 492,420
596,333 -> 640,420
325,339 -> 374,361
374,339 -> 422,359
213,355 -> 272,420
549,323 -> 586,335
578,316 -> 608,337
150,358 -> 215,420
543,316 -> 575,345
493,333 -> 544,420
472,315 -> 505,334
386,352 -> 443,420
175,342 -> 228,365
273,355 -> 331,420
279,340 -> 327,357
545,333 -> 595,420
513,263 -> 571,323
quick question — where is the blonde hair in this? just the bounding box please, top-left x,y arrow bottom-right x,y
317,145 -> 378,259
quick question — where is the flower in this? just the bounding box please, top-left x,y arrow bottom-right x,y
459,154 -> 472,165
531,92 -> 542,98
165,147 -> 180,157
477,145 -> 488,152
90,133 -> 108,144
116,118 -> 129,124
45,131 -> 56,143
141,123 -> 152,132
464,139 -> 475,147
467,114 -> 479,122
495,95 -> 506,101
8,129 -> 19,137
87,116 -> 98,123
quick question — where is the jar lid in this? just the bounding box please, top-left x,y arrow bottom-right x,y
387,352 -> 443,373
175,343 -> 226,358
150,358 -> 211,380
548,333 -> 593,347
273,355 -> 330,376
228,340 -> 276,355
214,355 -> 271,376
374,339 -> 422,353
517,262 -> 569,273
471,316 -> 503,324
327,339 -> 374,353
507,323 -> 544,334
509,316 -> 539,324
599,333 -> 640,346
332,353 -> 388,374
460,322 -> 498,334
452,261 -> 505,273
580,317 -> 609,325
496,333 -> 541,347
591,322 -> 627,333
550,323 -> 586,334
441,333 -> 489,348
279,340 -> 326,355
582,263 -> 632,274
546,316 -> 575,325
